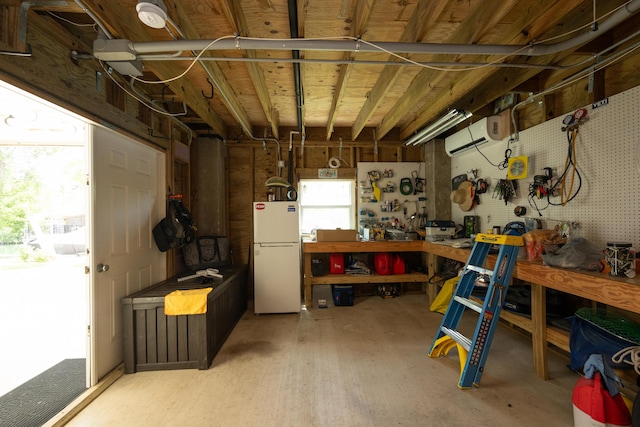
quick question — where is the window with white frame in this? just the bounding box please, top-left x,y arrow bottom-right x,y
299,179 -> 355,235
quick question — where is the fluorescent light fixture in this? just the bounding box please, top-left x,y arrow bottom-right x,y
404,109 -> 472,146
136,0 -> 168,29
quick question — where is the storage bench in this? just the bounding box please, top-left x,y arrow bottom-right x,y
121,265 -> 248,373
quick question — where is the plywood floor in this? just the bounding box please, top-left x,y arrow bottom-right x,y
66,294 -> 578,426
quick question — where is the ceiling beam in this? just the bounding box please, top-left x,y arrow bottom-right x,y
0,5 -> 24,51
219,0 -> 280,140
165,0 -> 258,137
0,0 -> 82,11
349,0 -> 448,141
400,0 -> 597,140
324,0 -> 376,141
396,0 -> 592,138
296,0 -> 307,134
376,0 -> 519,140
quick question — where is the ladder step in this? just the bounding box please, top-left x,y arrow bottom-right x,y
465,264 -> 493,277
441,327 -> 471,351
475,233 -> 524,246
453,296 -> 483,313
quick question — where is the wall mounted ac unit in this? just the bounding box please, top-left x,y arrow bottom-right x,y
444,113 -> 510,157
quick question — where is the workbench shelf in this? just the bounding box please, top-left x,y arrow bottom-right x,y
498,309 -> 570,353
310,272 -> 429,285
303,240 -> 428,308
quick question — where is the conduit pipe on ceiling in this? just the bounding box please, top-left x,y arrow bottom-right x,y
136,55 -> 567,69
74,0 -> 113,39
287,0 -> 303,134
116,0 -> 640,58
136,24 -> 640,70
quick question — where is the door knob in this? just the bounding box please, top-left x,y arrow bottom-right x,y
97,263 -> 110,273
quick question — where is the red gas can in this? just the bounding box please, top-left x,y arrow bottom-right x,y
374,253 -> 394,275
329,253 -> 345,274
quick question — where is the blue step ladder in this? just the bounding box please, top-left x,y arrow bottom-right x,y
428,233 -> 524,389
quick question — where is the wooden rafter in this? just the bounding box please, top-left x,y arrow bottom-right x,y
324,0 -> 376,141
219,0 -> 280,140
2,0 -> 637,145
376,0 -> 519,140
398,0 -> 588,139
0,5 -> 23,51
350,0 -> 448,141
166,0 -> 254,137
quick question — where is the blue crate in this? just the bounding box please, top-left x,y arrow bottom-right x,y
332,285 -> 353,306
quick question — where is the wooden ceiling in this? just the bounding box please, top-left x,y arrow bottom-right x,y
3,0 -> 640,142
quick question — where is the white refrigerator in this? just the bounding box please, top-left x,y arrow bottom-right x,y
253,202 -> 301,314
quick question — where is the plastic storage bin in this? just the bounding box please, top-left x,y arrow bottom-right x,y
332,285 -> 354,306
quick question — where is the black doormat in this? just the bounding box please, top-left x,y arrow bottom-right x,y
0,358 -> 86,427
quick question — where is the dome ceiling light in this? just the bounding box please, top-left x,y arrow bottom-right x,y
136,0 -> 168,29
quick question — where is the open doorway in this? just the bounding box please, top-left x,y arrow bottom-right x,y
0,81 -> 89,419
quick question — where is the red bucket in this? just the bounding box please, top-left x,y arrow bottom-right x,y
572,372 -> 631,427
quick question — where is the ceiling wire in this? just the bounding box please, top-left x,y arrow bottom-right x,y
98,61 -> 194,144
159,18 -> 272,144
129,32 -> 268,142
509,36 -> 640,141
73,0 -> 112,40
47,11 -> 97,29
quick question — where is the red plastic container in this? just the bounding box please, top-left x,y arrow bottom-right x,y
572,372 -> 631,427
393,254 -> 405,274
329,253 -> 345,274
374,253 -> 394,275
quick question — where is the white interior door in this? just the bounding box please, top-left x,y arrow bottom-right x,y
89,125 -> 166,384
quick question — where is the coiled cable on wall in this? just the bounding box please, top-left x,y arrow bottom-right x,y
328,157 -> 350,168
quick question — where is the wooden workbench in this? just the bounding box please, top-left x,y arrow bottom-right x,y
303,240 -> 428,308
303,240 -> 640,379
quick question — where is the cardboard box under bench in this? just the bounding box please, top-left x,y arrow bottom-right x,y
121,265 -> 248,373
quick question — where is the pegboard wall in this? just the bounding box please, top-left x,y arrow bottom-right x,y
450,84 -> 640,251
357,162 -> 426,232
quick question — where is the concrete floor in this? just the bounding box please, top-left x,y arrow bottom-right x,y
66,293 -> 578,427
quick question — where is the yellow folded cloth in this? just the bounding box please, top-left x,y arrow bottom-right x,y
164,288 -> 213,315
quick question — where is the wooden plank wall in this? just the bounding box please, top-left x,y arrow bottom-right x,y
228,129 -> 424,298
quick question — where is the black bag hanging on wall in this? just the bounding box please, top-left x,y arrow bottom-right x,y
153,198 -> 196,252
183,236 -> 230,270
